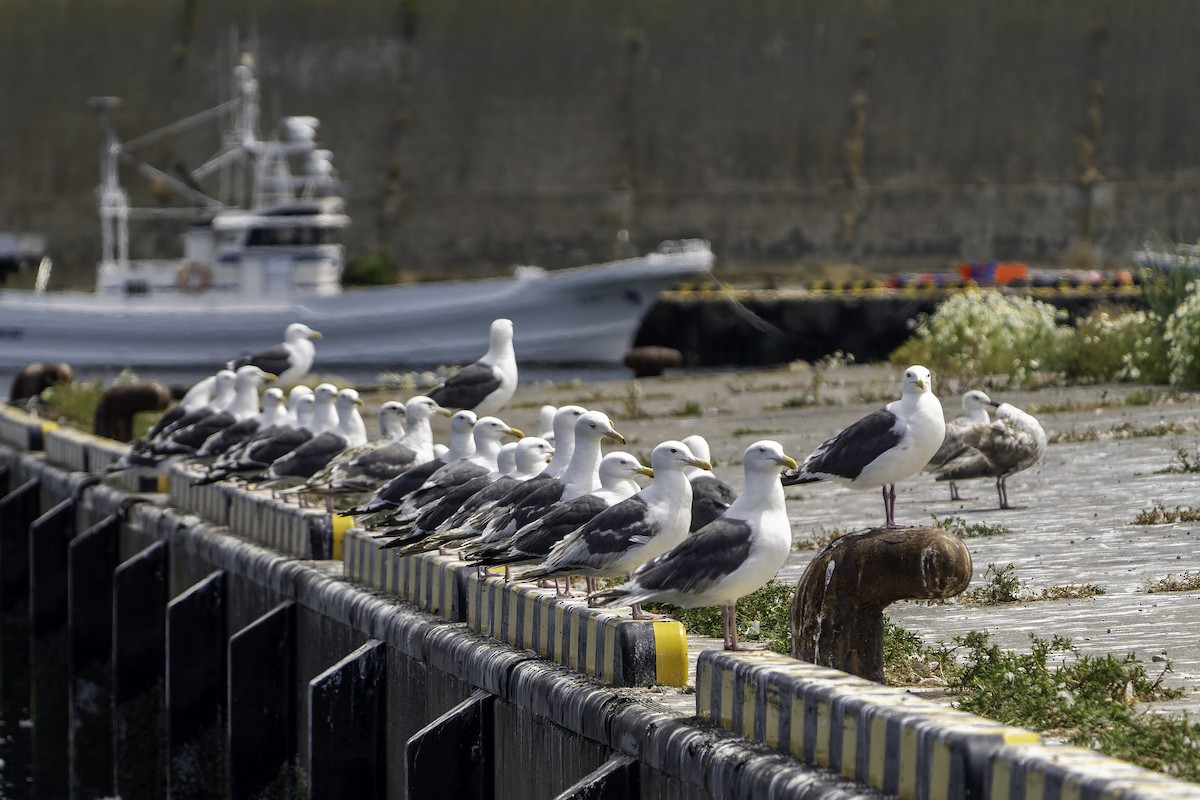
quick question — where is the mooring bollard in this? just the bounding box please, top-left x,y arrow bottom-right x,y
229,601 -> 296,799
791,526 -> 972,682
309,638 -> 387,797
93,380 -> 176,442
167,571 -> 228,800
68,512 -> 121,797
29,497 -> 78,796
406,688 -> 494,800
113,540 -> 170,800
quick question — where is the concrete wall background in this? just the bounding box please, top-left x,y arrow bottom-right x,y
3,0 -> 1200,285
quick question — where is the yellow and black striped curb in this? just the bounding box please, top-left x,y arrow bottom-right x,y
341,527 -> 688,688
37,420 -> 162,493
696,651 -> 1200,800
0,405 -> 54,452
466,572 -> 688,688
342,527 -> 463,620
986,742 -> 1200,800
165,464 -> 340,560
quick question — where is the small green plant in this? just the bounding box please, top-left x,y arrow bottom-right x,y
961,563 -> 1023,605
931,514 -> 1012,538
673,399 -> 703,417
732,426 -> 779,437
1142,571 -> 1200,593
941,631 -> 1196,780
622,382 -> 648,420
883,618 -> 953,686
646,580 -> 794,653
343,253 -> 396,286
793,525 -> 851,551
1035,583 -> 1106,601
1162,446 -> 1200,474
1133,502 -> 1200,524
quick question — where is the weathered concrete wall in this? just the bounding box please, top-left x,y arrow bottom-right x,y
4,0 -> 1200,285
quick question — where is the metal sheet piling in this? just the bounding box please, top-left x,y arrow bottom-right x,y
228,601 -> 297,799
67,512 -> 120,798
166,570 -> 228,800
113,540 -> 170,800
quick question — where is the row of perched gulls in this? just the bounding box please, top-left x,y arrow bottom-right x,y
105,315 -> 1046,652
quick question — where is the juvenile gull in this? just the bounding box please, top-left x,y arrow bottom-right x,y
591,441 -> 797,650
427,318 -> 518,416
280,400 -> 409,497
782,365 -> 945,529
932,400 -> 1047,509
924,389 -> 994,501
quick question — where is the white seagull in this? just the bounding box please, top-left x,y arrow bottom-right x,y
227,322 -> 323,385
681,434 -> 739,532
782,364 -> 945,529
520,440 -> 710,613
592,441 -> 797,649
427,317 -> 518,416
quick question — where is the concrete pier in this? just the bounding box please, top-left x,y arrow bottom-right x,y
0,404 -> 1198,799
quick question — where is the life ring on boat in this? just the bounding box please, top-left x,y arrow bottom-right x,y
176,260 -> 213,293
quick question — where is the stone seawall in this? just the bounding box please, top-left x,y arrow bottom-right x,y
4,1 -> 1200,286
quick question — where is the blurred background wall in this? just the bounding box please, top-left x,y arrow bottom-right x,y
3,0 -> 1199,285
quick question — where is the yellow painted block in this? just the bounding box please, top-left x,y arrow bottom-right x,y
651,620 -> 688,688
331,514 -> 353,561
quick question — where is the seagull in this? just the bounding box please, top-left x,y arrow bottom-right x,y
227,322 -> 323,385
519,440 -> 710,612
466,451 -> 652,569
192,391 -> 318,486
590,440 -> 797,650
426,318 -> 518,416
141,370 -> 223,443
472,409 -> 625,549
932,400 -> 1047,509
681,434 -> 739,531
385,415 -> 524,523
440,405 -> 587,543
194,385 -> 289,459
257,388 -> 367,496
924,389 -> 994,501
151,365 -> 275,457
138,369 -> 237,449
275,400 -> 409,498
378,436 -> 554,553
537,404 -> 558,444
782,365 -> 945,529
339,399 -> 462,517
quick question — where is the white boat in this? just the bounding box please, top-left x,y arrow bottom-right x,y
0,59 -> 713,371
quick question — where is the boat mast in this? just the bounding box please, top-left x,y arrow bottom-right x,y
89,96 -> 129,269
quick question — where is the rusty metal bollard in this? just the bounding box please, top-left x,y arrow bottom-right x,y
93,381 -> 175,442
623,346 -> 683,378
791,526 -> 972,683
9,361 -> 73,404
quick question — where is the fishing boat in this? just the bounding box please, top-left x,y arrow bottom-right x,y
0,58 -> 713,372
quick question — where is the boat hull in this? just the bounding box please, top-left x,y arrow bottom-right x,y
0,247 -> 713,370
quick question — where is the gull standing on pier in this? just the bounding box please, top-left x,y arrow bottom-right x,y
591,441 -> 796,650
782,365 -> 945,528
427,318 -> 518,416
